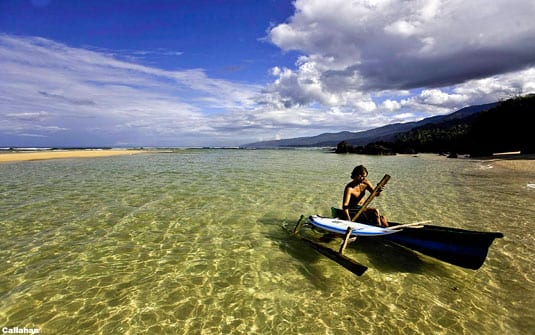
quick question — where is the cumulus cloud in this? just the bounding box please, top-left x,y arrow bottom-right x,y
2,34 -> 347,147
267,0 -> 535,115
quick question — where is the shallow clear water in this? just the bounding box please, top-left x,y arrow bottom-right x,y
0,149 -> 533,334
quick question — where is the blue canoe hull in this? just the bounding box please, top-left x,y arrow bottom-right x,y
383,224 -> 503,269
331,208 -> 503,269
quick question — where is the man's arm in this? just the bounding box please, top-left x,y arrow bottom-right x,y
342,186 -> 352,220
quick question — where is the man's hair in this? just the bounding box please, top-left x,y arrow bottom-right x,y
351,165 -> 368,179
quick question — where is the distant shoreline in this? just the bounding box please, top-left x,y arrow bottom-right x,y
1,148 -> 533,173
395,152 -> 535,173
0,149 -> 147,163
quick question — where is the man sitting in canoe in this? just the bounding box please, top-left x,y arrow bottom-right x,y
342,165 -> 388,227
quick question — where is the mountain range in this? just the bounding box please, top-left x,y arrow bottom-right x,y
242,102 -> 498,148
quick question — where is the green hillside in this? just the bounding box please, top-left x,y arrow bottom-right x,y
337,95 -> 534,156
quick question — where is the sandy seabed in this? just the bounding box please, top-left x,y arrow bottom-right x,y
0,149 -> 146,163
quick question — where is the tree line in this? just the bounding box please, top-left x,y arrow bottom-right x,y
336,95 -> 534,157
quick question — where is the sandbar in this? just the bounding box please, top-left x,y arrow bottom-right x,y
0,149 -> 147,163
479,153 -> 535,173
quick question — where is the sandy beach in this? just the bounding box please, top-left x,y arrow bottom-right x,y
480,153 -> 535,173
0,149 -> 146,163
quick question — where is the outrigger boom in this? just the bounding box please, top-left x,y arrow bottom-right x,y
293,215 -> 368,276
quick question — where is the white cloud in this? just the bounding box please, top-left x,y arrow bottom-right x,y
384,20 -> 419,37
381,100 -> 401,112
2,34 -> 356,146
0,34 -> 264,146
267,0 -> 535,118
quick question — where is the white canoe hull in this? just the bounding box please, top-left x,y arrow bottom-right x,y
307,215 -> 400,236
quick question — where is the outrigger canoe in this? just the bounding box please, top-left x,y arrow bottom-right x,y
292,174 -> 503,275
292,209 -> 503,276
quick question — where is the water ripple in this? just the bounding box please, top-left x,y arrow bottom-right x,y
0,151 -> 532,334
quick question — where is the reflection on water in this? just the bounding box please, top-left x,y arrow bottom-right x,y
0,150 -> 533,334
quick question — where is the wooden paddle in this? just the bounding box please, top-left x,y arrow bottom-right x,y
351,174 -> 391,222
291,215 -> 368,276
300,235 -> 367,276
386,221 -> 431,230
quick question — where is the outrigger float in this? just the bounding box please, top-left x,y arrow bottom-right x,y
292,175 -> 504,276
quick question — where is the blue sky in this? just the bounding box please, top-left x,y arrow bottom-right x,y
1,0 -> 535,147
